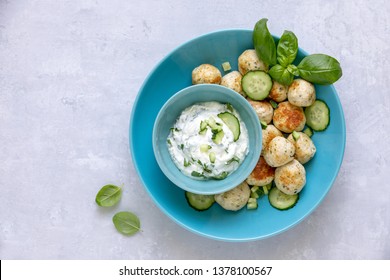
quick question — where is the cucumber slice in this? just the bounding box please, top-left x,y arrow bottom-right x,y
304,100 -> 330,131
270,100 -> 278,109
218,111 -> 240,141
241,70 -> 272,100
199,120 -> 208,135
200,144 -> 211,152
260,120 -> 268,129
185,191 -> 215,211
206,117 -> 222,130
209,152 -> 216,163
250,186 -> 260,198
268,187 -> 299,210
250,191 -> 260,199
222,61 -> 231,72
292,130 -> 300,141
303,127 -> 313,137
212,130 -> 224,144
247,197 -> 258,210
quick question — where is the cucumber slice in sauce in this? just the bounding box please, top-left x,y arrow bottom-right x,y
209,152 -> 216,163
304,99 -> 330,131
241,70 -> 272,100
268,187 -> 299,210
212,130 -> 224,144
218,111 -> 240,141
185,191 -> 215,211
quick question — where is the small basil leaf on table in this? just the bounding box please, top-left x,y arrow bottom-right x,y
253,18 -> 277,66
113,211 -> 141,236
277,30 -> 298,67
269,64 -> 294,86
297,54 -> 342,85
95,184 -> 122,207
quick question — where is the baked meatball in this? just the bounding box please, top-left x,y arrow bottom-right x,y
263,136 -> 295,167
269,81 -> 288,102
220,71 -> 243,95
261,124 -> 283,155
247,99 -> 273,124
275,159 -> 306,195
238,49 -> 268,75
214,181 -> 250,211
246,156 -> 275,186
192,64 -> 222,84
287,132 -> 316,164
287,79 -> 316,107
273,101 -> 306,133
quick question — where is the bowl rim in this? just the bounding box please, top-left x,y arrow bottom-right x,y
152,83 -> 262,195
129,28 -> 346,242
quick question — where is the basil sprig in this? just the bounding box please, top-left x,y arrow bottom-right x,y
253,18 -> 342,86
277,30 -> 298,67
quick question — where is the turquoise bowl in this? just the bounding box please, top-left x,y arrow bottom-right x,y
152,84 -> 262,195
130,29 -> 346,241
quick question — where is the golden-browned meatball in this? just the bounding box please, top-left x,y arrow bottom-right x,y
247,99 -> 274,124
238,49 -> 268,75
220,71 -> 243,95
214,181 -> 250,211
192,64 -> 222,84
287,132 -> 316,164
273,101 -> 306,133
246,156 -> 275,186
261,124 -> 283,155
275,159 -> 306,195
287,79 -> 316,107
263,136 -> 295,167
269,81 -> 288,102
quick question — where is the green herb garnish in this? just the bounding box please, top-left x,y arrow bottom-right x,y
253,18 -> 342,86
95,184 -> 122,207
112,211 -> 141,236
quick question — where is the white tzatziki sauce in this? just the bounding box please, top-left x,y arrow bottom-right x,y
167,101 -> 249,180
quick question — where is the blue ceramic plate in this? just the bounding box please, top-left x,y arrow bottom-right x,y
130,29 -> 346,241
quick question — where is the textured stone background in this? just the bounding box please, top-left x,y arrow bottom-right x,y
1,0 -> 389,259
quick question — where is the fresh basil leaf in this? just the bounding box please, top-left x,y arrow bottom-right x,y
287,64 -> 299,76
277,30 -> 298,67
112,211 -> 141,236
269,64 -> 294,85
226,103 -> 234,112
253,18 -> 277,66
297,54 -> 342,85
95,184 -> 122,207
